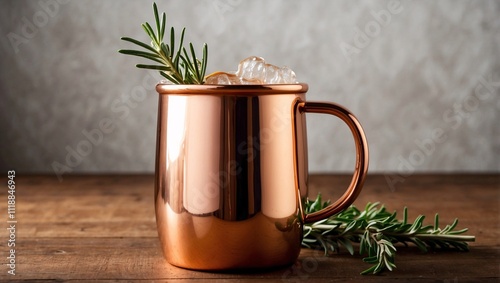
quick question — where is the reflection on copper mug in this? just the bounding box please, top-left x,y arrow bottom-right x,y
154,83 -> 368,270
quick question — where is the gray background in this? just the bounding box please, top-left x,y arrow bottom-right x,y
1,0 -> 499,178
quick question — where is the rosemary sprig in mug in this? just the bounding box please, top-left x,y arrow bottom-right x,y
119,3 -> 475,276
119,2 -> 207,84
303,194 -> 475,275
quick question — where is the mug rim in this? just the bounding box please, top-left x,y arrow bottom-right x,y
156,83 -> 308,95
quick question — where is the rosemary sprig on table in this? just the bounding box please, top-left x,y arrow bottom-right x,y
303,194 -> 475,275
119,2 -> 208,84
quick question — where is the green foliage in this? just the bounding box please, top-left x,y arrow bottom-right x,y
303,194 -> 475,275
119,2 -> 208,84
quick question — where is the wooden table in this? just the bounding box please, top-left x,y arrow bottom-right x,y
0,174 -> 498,282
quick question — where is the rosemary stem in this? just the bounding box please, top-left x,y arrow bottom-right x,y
315,227 -> 476,242
159,51 -> 183,81
388,233 -> 476,242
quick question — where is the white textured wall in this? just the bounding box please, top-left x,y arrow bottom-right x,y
0,0 -> 499,178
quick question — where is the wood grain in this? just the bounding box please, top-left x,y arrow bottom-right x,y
0,174 -> 498,282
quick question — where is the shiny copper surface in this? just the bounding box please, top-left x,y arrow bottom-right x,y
154,83 -> 368,270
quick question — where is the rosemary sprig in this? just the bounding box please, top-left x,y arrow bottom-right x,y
119,2 -> 208,84
303,194 -> 475,275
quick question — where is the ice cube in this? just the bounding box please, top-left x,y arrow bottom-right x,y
278,66 -> 296,84
264,65 -> 279,84
204,72 -> 241,85
205,56 -> 298,85
236,56 -> 267,82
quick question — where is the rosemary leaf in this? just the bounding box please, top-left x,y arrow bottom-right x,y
136,64 -> 172,71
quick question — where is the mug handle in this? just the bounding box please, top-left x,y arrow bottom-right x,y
296,101 -> 369,223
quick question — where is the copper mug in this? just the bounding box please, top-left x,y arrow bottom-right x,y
154,83 -> 369,270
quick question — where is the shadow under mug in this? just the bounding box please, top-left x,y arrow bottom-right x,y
154,83 -> 369,270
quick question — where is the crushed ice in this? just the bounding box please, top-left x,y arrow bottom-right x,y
205,56 -> 297,85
